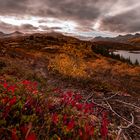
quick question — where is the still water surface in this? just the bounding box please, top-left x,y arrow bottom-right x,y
112,50 -> 140,64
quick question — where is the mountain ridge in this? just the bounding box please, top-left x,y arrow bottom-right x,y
92,33 -> 140,43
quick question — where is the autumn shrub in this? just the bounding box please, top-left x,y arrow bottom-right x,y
48,53 -> 87,78
0,79 -> 113,140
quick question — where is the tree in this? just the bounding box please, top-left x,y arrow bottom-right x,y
134,59 -> 139,66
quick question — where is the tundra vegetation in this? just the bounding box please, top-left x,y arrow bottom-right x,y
0,34 -> 140,139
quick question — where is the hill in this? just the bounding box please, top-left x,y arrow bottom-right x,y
128,37 -> 140,46
92,40 -> 135,50
0,32 -> 140,139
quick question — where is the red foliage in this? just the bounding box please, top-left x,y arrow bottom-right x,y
101,112 -> 108,140
26,133 -> 37,140
84,103 -> 94,114
2,96 -> 9,104
52,113 -> 59,124
84,123 -> 94,136
3,82 -> 8,89
78,129 -> 83,136
3,105 -> 11,118
8,85 -> 16,93
76,103 -> 83,110
0,80 -> 110,139
9,96 -> 17,106
22,80 -> 31,85
11,128 -> 18,140
70,100 -> 76,107
20,125 -> 28,135
67,119 -> 75,131
74,94 -> 82,101
66,91 -> 73,98
63,114 -> 67,124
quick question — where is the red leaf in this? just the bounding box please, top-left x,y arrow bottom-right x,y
33,81 -> 38,88
84,123 -> 90,133
76,103 -> 83,110
84,123 -> 94,135
66,91 -> 73,98
2,97 -> 9,104
101,112 -> 108,140
26,133 -> 37,140
8,85 -> 16,93
89,127 -> 94,136
52,113 -> 59,124
67,119 -> 75,131
63,114 -> 67,124
11,128 -> 18,140
74,94 -> 82,101
71,100 -> 76,107
9,96 -> 17,106
20,125 -> 28,135
79,129 -> 83,136
22,80 -> 31,85
3,82 -> 8,89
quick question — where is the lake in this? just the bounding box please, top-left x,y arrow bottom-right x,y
112,50 -> 140,64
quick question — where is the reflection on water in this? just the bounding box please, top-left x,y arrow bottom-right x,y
112,50 -> 140,64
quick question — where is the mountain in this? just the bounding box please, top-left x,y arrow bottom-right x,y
7,31 -> 24,37
0,31 -> 6,37
92,33 -> 140,43
92,36 -> 112,42
0,31 -> 24,38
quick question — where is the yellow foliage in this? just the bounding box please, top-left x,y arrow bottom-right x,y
48,53 -> 87,78
87,58 -> 140,77
61,44 -> 93,58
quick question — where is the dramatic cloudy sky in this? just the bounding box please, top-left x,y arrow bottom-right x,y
0,0 -> 140,37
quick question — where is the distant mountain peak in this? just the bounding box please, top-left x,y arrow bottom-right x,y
92,33 -> 140,43
0,31 -> 4,34
6,31 -> 24,37
0,31 -> 24,38
11,31 -> 23,35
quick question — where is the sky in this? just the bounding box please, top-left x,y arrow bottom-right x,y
0,0 -> 140,37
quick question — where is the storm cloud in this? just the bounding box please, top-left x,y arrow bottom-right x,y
0,0 -> 140,36
0,22 -> 38,33
100,4 -> 140,33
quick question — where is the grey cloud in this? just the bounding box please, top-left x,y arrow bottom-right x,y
20,24 -> 38,31
100,7 -> 140,33
0,22 -> 17,32
75,26 -> 95,32
39,25 -> 62,31
49,27 -> 62,30
0,0 -> 140,34
0,22 -> 38,33
0,0 -> 28,16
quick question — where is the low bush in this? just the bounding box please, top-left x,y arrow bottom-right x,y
0,79 -> 112,140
